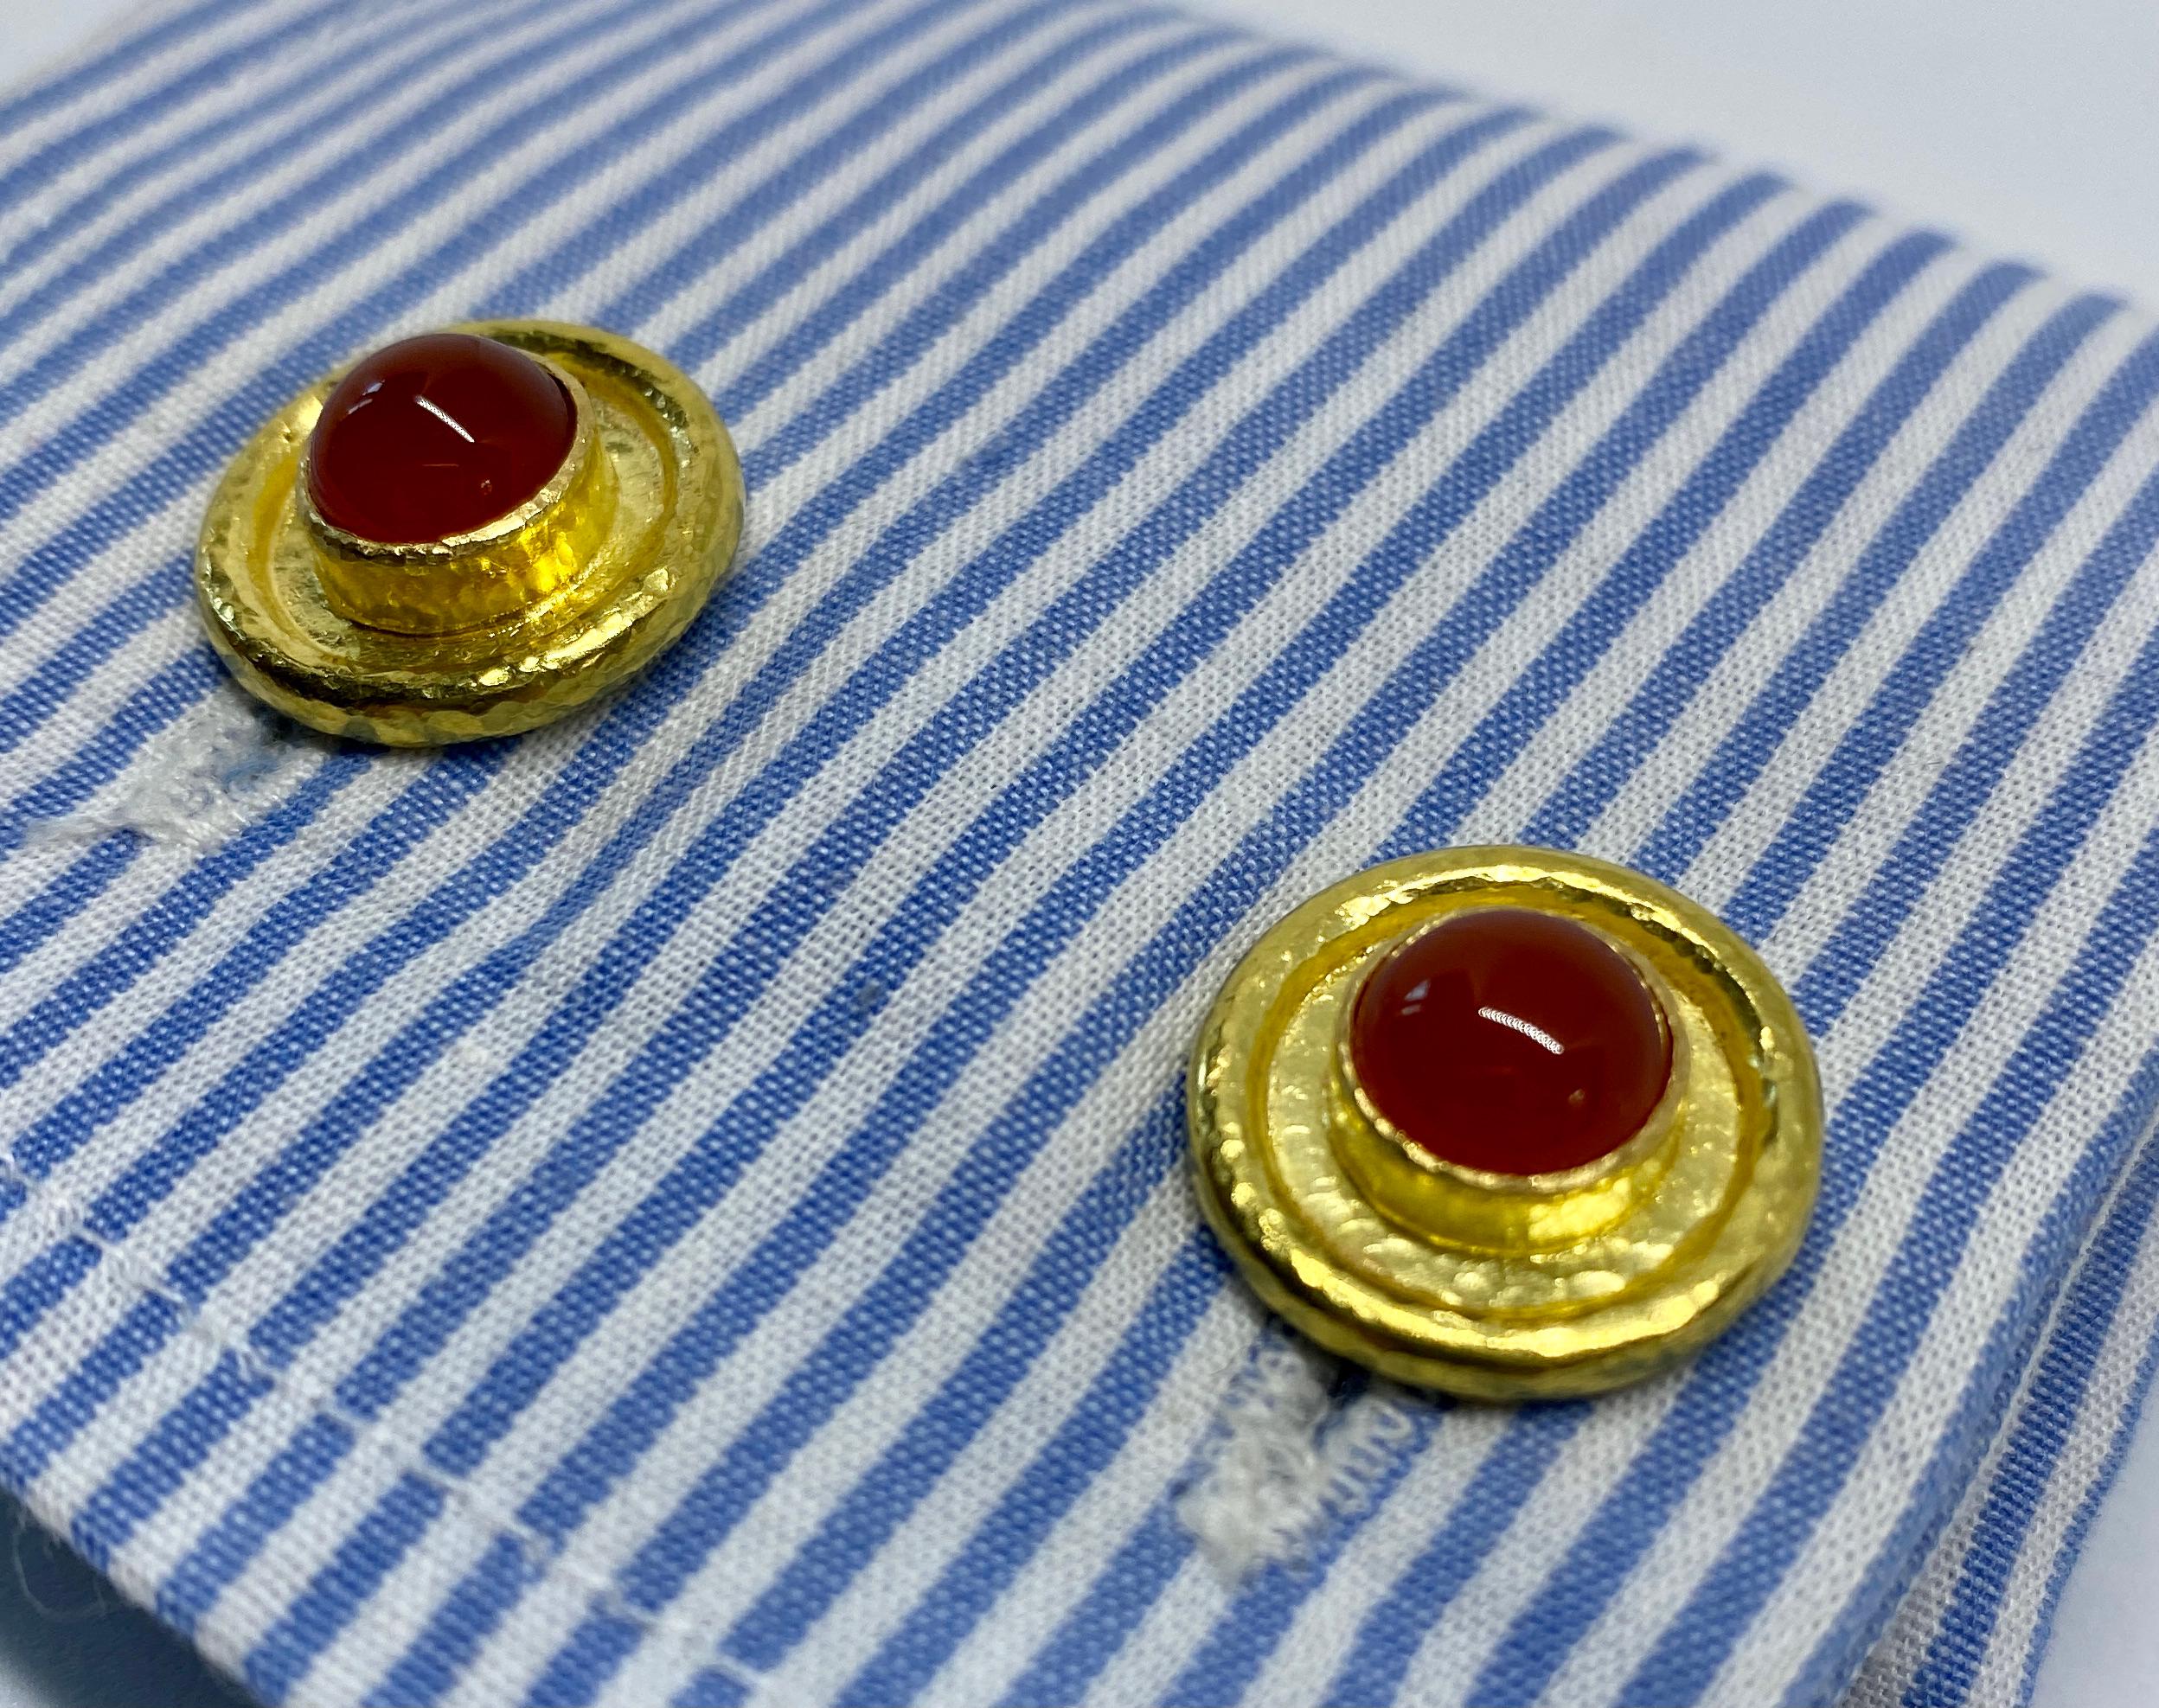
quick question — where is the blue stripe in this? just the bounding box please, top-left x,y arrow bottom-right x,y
1636,295 -> 2117,886
0,564 -> 200,776
1321,1413 -> 1585,1708
0,14 -> 1209,1034
1379,230 -> 1946,862
673,162 -> 1794,1692
1469,342 -> 2159,1702
1721,335 -> 2159,944
831,1236 -> 1229,1708
26,24 -> 1280,1570
723,1107 -> 1211,1694
1788,1046 -> 2159,1706
0,0 -> 855,680
1794,464 -> 2159,1032
106,42 -> 1354,1638
469,0 -> 1104,320
1760,474 -> 2159,1697
0,758 -> 504,1372
0,0 -> 355,219
576,7 -> 1184,335
3,742 -> 495,1182
0,0 -> 567,343
228,78 -> 1541,1698
332,129 -> 1662,1705
0,659 -> 223,1037
0,0 -> 730,477
1,1293 -> 190,1503
2010,1124 -> 2159,1708
669,1663 -> 753,1708
1625,818 -> 2159,1704
249,1477 -> 450,1700
0,835 -> 136,983
159,1411 -> 348,1638
0,754 -> 362,1098
996,1502 -> 1191,1708
723,46 -> 1319,491
1518,259 -> 2036,850
519,1238 -> 1223,1708
0,0 -> 448,293
358,1529 -> 535,1704
0,0 -> 266,142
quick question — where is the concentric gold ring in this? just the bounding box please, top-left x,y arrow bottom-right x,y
1187,845 -> 1821,1399
195,319 -> 743,746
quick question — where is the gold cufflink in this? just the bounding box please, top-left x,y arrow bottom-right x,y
1188,846 -> 1822,1400
195,320 -> 743,746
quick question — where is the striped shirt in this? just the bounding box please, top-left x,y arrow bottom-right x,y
2,1 -> 2157,1702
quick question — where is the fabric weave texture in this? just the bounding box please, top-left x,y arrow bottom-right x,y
3,1 -> 2158,1703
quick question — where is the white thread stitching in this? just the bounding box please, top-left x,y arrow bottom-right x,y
0,1157 -> 767,1693
1175,1327 -> 1419,1578
19,695 -> 306,852
7,691 -> 765,1692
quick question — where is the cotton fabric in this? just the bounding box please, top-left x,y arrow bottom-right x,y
2,2 -> 2158,1703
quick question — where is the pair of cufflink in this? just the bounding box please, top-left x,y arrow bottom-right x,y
195,323 -> 1821,1401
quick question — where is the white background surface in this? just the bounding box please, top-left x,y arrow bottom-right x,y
3,2 -> 2158,1703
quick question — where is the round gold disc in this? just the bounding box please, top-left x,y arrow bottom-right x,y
1187,846 -> 1822,1400
194,319 -> 743,746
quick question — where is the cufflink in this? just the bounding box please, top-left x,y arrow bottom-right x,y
1188,846 -> 1821,1400
195,322 -> 742,745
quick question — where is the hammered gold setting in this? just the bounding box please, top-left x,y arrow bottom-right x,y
1329,913 -> 1690,1251
195,319 -> 743,746
302,361 -> 615,637
1187,846 -> 1822,1400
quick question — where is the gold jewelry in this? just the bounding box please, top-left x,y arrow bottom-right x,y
195,320 -> 742,746
1188,845 -> 1822,1400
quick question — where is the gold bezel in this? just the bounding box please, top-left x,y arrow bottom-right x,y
195,319 -> 743,745
301,357 -> 595,560
1333,904 -> 1686,1187
303,360 -> 617,637
1187,845 -> 1821,1400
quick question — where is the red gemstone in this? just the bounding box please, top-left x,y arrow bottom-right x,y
1347,907 -> 1670,1176
306,332 -> 574,544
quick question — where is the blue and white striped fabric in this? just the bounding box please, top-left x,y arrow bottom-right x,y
3,2 -> 2157,1703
